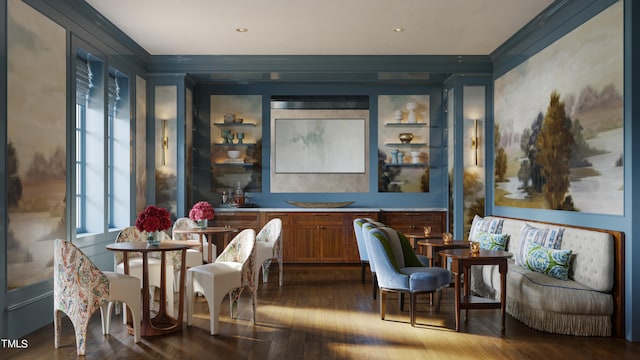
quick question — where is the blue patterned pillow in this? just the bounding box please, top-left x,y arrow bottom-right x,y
522,240 -> 572,280
515,224 -> 565,266
476,231 -> 509,251
469,215 -> 504,242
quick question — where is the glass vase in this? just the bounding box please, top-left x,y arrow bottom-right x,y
147,230 -> 160,246
197,219 -> 208,229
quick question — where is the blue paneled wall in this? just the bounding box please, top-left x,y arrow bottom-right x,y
0,0 -> 637,342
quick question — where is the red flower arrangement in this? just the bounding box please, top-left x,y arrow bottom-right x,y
135,205 -> 172,233
189,201 -> 215,221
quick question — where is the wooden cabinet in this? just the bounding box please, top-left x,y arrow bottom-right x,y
211,210 -> 444,264
380,211 -> 446,236
289,213 -> 345,263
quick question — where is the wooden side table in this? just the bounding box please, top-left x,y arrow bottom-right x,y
439,249 -> 512,332
416,239 -> 469,267
173,226 -> 238,263
404,233 -> 442,251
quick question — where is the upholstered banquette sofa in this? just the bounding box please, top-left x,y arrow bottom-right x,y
468,216 -> 624,337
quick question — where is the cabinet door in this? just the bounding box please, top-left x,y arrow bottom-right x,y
319,224 -> 345,262
291,225 -> 320,262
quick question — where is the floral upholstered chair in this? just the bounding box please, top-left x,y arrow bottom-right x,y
187,229 -> 257,335
114,226 -> 175,315
54,239 -> 141,356
254,218 -> 283,289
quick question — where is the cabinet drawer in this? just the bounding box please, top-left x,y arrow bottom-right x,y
291,213 -> 344,225
211,211 -> 260,229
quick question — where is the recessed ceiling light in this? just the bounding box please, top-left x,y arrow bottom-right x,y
236,28 -> 248,33
392,27 -> 405,32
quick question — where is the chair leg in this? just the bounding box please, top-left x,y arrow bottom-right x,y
54,309 -> 62,349
229,287 -> 244,319
435,289 -> 442,313
99,303 -> 112,336
410,292 -> 417,327
73,319 -> 90,356
380,289 -> 387,320
372,273 -> 378,299
278,258 -> 283,286
262,259 -> 272,283
361,261 -> 366,284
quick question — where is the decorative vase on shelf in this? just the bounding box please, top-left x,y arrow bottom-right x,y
147,230 -> 160,247
394,110 -> 403,123
391,149 -> 399,164
406,102 -> 417,123
197,219 -> 208,229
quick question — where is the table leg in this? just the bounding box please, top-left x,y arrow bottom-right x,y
453,260 -> 461,331
463,262 -> 470,321
500,260 -> 507,332
141,253 -> 151,336
176,249 -> 187,325
157,252 -> 167,318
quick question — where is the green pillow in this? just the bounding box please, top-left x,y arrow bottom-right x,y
476,231 -> 509,251
522,239 -> 572,280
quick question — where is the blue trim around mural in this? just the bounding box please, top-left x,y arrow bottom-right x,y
625,0 -> 639,342
491,0 -> 618,78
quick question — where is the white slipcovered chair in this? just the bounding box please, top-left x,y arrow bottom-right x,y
187,229 -> 257,335
172,217 -> 207,290
114,226 -> 174,316
54,239 -> 141,356
254,218 -> 283,289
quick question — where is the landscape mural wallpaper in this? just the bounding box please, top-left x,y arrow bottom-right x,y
493,1 -> 623,215
6,0 -> 67,289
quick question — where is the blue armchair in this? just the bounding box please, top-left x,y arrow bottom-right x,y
367,227 -> 451,326
356,220 -> 385,299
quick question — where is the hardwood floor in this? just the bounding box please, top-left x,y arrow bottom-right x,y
5,265 -> 638,359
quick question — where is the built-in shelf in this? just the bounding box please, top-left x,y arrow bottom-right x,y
384,123 -> 428,127
387,163 -> 430,168
212,143 -> 256,147
384,142 -> 428,147
213,123 -> 256,127
213,163 -> 254,167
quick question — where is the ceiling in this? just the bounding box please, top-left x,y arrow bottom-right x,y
85,0 -> 554,56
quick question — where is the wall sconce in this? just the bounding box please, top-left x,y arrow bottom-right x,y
161,119 -> 168,166
471,118 -> 479,166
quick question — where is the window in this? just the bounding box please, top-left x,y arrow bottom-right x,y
75,48 -> 131,234
75,55 -> 92,232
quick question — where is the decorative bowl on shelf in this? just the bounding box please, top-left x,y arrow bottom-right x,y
399,133 -> 414,143
233,118 -> 244,124
227,150 -> 241,159
224,113 -> 235,123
